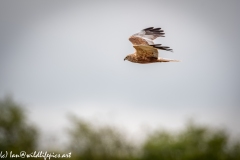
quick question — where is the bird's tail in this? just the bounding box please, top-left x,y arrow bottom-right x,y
157,58 -> 180,62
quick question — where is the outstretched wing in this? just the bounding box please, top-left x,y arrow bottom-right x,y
129,27 -> 165,45
133,45 -> 159,58
133,44 -> 173,58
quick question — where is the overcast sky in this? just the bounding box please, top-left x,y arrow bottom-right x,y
0,0 -> 240,145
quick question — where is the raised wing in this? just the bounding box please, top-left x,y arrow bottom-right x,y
129,27 -> 165,45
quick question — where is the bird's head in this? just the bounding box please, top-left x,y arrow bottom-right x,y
124,55 -> 130,61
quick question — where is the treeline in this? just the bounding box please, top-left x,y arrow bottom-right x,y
0,97 -> 240,160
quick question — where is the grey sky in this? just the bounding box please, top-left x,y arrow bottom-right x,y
0,0 -> 240,143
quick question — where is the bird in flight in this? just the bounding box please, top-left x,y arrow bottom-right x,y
124,27 -> 179,63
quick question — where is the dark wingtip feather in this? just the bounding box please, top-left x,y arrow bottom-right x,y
150,44 -> 173,52
143,27 -> 166,37
143,27 -> 154,31
150,28 -> 161,31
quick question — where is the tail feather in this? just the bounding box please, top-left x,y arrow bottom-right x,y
157,58 -> 180,62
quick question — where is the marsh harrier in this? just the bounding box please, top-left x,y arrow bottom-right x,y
124,27 -> 179,63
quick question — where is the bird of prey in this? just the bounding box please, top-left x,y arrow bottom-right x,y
124,27 -> 179,63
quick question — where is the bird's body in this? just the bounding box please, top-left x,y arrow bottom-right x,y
124,27 -> 179,64
126,54 -> 179,64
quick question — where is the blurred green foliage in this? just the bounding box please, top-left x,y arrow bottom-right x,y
0,96 -> 38,159
0,96 -> 240,160
142,122 -> 240,160
67,116 -> 136,160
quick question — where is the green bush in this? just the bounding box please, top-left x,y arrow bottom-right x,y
66,116 -> 136,160
142,122 -> 240,160
0,96 -> 38,159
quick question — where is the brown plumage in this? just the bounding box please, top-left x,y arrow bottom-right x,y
124,27 -> 179,64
